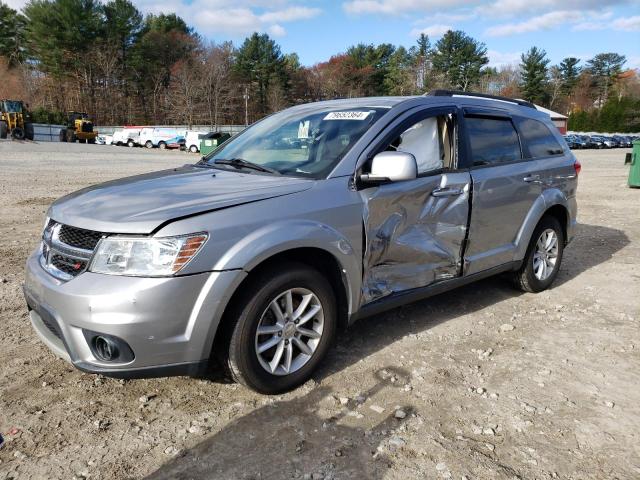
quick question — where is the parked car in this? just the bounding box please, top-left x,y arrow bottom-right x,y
162,134 -> 185,149
24,91 -> 579,394
139,127 -> 185,149
582,135 -> 604,148
563,135 -> 581,149
613,135 -> 632,147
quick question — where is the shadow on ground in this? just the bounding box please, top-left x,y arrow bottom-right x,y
146,223 -> 628,479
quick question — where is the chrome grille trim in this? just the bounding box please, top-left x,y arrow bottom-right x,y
41,221 -> 104,281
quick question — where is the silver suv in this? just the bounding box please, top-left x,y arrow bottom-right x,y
24,91 -> 579,393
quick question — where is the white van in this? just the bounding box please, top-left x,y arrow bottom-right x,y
184,130 -> 205,153
139,127 -> 184,149
112,127 -> 141,147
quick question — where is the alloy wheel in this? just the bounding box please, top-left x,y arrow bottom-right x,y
254,288 -> 324,376
533,228 -> 559,281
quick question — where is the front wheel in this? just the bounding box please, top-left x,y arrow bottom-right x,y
224,263 -> 337,394
514,216 -> 564,293
189,145 -> 198,153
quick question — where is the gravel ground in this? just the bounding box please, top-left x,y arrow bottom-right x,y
0,141 -> 639,480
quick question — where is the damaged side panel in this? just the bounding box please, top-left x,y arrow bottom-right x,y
360,172 -> 471,305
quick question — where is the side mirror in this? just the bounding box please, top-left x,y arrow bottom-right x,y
360,151 -> 417,183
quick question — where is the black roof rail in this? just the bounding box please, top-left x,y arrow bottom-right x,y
425,89 -> 536,109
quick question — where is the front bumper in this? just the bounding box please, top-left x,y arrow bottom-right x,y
23,251 -> 246,377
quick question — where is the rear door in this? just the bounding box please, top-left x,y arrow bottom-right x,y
462,109 -> 544,275
359,107 -> 472,304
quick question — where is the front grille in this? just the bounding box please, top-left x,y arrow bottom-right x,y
58,224 -> 102,250
41,221 -> 103,280
51,253 -> 88,276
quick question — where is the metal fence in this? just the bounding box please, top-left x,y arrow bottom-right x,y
29,124 -> 247,142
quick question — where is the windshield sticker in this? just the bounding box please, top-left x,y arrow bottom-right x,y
324,111 -> 371,121
298,120 -> 310,139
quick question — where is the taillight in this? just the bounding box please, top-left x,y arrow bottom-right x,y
574,160 -> 581,176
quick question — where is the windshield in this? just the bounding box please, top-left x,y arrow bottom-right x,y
2,100 -> 23,113
203,105 -> 388,178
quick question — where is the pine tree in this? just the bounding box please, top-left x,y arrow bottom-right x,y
586,53 -> 626,106
519,47 -> 549,105
559,57 -> 580,96
0,2 -> 26,66
432,30 -> 488,91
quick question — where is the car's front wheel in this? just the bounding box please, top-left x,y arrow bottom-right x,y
224,263 -> 336,394
514,215 -> 564,293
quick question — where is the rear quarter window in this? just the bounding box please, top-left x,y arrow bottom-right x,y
466,116 -> 521,166
516,118 -> 564,158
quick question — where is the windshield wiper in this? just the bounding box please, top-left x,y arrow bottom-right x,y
213,158 -> 280,175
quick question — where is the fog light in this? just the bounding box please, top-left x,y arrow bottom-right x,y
94,336 -> 119,361
83,330 -> 135,363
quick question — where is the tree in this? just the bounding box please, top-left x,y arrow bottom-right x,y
235,32 -> 287,117
201,41 -> 235,128
383,46 -> 415,95
431,30 -> 488,91
412,33 -> 432,91
519,47 -> 549,105
102,0 -> 143,71
0,2 -> 27,66
559,57 -> 580,97
548,65 -> 563,109
587,52 -> 626,106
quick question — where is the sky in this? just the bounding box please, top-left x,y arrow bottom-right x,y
6,0 -> 640,69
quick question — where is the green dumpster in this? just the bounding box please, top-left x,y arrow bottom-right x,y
629,140 -> 640,188
199,132 -> 231,156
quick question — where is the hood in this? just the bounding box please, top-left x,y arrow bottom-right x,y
49,165 -> 314,234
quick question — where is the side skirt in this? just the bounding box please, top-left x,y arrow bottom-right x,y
350,260 -> 521,322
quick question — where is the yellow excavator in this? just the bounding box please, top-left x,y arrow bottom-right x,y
59,111 -> 98,143
0,99 -> 34,140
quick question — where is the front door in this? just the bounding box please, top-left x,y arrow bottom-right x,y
359,108 -> 471,305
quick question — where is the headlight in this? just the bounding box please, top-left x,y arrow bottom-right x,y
89,233 -> 208,276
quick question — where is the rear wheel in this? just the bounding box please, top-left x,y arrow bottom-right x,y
2,121 -> 9,139
59,129 -> 67,142
223,263 -> 337,394
158,141 -> 166,149
514,216 -> 564,293
66,130 -> 76,143
145,140 -> 153,149
189,145 -> 198,153
127,139 -> 135,147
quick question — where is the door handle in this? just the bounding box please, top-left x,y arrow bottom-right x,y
432,187 -> 464,197
523,175 -> 540,183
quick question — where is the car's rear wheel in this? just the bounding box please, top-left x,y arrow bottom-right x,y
190,145 -> 198,153
224,263 -> 336,394
514,215 -> 564,293
158,141 -> 166,149
145,140 -> 153,149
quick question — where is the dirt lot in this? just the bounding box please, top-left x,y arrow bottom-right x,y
0,141 -> 639,480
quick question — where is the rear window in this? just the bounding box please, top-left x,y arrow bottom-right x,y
466,117 -> 521,166
516,118 -> 564,158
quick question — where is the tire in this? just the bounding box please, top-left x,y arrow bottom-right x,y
88,138 -> 96,144
223,263 -> 337,394
513,215 -> 564,293
59,129 -> 67,142
11,126 -> 25,140
79,138 -> 86,144
25,123 -> 34,140
145,141 -> 153,149
1,121 -> 9,139
158,141 -> 166,150
127,139 -> 135,147
66,130 -> 76,143
189,145 -> 198,153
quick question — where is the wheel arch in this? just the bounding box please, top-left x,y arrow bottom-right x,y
210,246 -> 353,367
514,191 -> 571,262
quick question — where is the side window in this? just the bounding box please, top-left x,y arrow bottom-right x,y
466,117 -> 521,166
385,113 -> 456,174
516,118 -> 564,158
